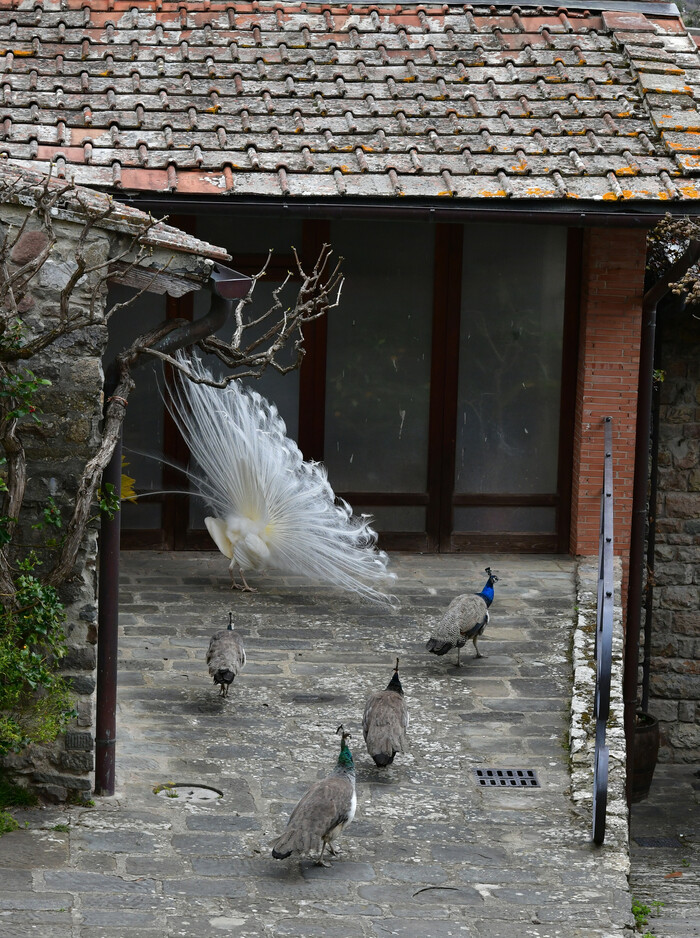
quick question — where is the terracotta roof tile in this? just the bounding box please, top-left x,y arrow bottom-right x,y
1,1 -> 700,202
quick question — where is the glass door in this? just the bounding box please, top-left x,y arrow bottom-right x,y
324,218 -> 435,548
451,223 -> 569,550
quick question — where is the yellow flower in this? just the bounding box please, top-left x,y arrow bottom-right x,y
120,457 -> 138,503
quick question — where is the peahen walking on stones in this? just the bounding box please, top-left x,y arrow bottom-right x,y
165,354 -> 395,604
271,725 -> 356,866
425,567 -> 499,667
206,612 -> 246,696
362,658 -> 409,767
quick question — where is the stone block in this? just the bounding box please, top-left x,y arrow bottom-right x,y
36,785 -> 68,803
76,699 -> 93,727
61,645 -> 96,671
44,871 -> 157,894
59,751 -> 93,772
65,674 -> 96,695
32,772 -> 92,791
647,699 -> 678,722
651,672 -> 700,699
668,611 -> 699,634
664,493 -> 700,518
10,228 -> 50,264
662,586 -> 699,609
65,731 -> 93,751
79,603 -> 98,623
666,722 -> 700,752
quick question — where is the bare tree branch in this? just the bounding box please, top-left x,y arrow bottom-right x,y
1,172 -> 344,602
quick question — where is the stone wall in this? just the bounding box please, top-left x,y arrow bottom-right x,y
0,204 -> 109,801
649,304 -> 700,763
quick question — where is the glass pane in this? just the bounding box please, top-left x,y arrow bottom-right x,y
456,223 -> 566,495
195,212 -> 303,259
352,505 -> 426,534
105,285 -> 166,529
325,219 -> 434,493
188,214 -> 303,530
454,506 -> 556,534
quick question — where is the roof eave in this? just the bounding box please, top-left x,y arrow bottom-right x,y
117,192 -> 700,228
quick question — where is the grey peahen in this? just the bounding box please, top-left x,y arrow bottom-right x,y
362,658 -> 409,767
206,612 -> 246,696
271,725 -> 356,866
425,567 -> 499,667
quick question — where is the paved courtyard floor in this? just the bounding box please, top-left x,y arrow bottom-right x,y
629,764 -> 700,938
1,551 -> 636,937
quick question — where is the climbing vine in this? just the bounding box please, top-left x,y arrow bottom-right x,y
0,354 -> 71,755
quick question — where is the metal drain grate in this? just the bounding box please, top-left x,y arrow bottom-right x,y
634,836 -> 683,848
474,768 -> 540,788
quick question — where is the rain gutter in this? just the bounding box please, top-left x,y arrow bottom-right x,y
365,0 -> 679,10
118,195 -> 700,228
623,239 -> 700,805
94,264 -> 252,796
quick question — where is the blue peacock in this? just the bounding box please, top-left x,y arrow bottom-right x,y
425,567 -> 499,666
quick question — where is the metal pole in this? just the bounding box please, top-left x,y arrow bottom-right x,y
641,365 -> 662,714
94,431 -> 122,796
92,263 -> 251,797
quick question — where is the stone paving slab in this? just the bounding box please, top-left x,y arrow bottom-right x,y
0,552 -> 634,937
629,764 -> 700,938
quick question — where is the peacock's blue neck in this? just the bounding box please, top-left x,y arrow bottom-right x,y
478,578 -> 496,607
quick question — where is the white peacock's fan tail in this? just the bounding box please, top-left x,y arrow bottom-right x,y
166,353 -> 397,605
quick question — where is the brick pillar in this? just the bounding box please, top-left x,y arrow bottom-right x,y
570,226 -> 648,613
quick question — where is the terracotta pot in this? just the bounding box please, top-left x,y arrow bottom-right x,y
631,711 -> 660,803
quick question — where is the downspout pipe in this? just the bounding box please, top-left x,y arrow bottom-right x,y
94,264 -> 252,796
623,239 -> 700,806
